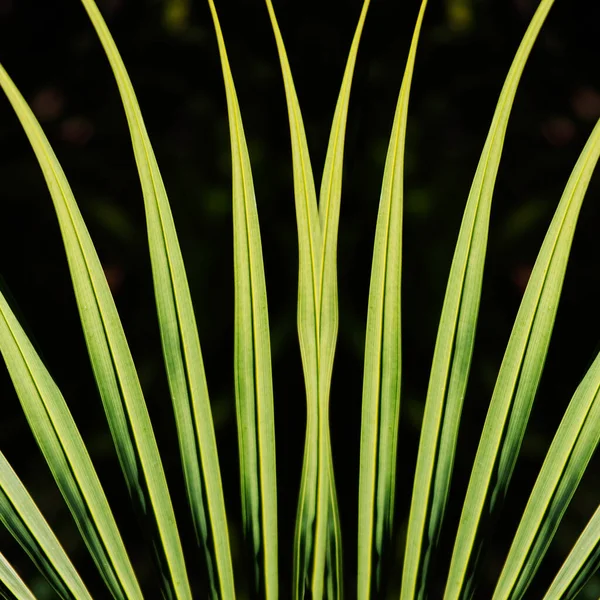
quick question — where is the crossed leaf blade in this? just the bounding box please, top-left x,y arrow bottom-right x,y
440,4 -> 600,597
264,0 -> 370,596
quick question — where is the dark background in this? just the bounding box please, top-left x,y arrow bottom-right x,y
1,0 -> 600,597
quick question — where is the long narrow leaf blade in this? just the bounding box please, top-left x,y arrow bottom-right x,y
488,121 -> 600,600
446,111 -> 591,597
0,287 -> 142,599
357,1 -> 427,597
262,4 -> 323,596
403,1 -> 556,597
206,1 -> 278,597
443,9 -> 600,600
493,352 -> 600,597
0,452 -> 92,600
264,0 -> 370,596
312,2 -> 371,597
0,61 -> 191,600
76,0 -> 236,596
0,552 -> 36,600
542,504 -> 600,600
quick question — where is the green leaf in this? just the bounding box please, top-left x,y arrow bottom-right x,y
403,0 -> 557,597
263,2 -> 324,594
493,326 -> 600,597
542,504 -> 600,600
446,112 -> 593,595
0,55 -> 191,600
442,8 -> 600,600
312,2 -> 371,594
207,0 -> 278,596
357,1 -> 427,597
0,451 -> 91,600
264,0 -> 370,596
0,285 -> 142,599
76,0 -> 236,596
0,552 -> 36,600
487,121 -> 600,600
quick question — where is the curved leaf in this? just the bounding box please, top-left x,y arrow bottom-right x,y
207,0 -> 278,596
264,0 -> 370,596
0,452 -> 91,600
357,1 -> 427,597
542,504 -> 600,600
0,552 -> 36,600
77,0 -> 236,596
0,56 -> 191,600
403,0 -> 557,597
490,130 -> 600,600
0,285 -> 142,599
442,5 -> 600,598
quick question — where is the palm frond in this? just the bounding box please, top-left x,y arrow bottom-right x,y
0,2 -> 598,599
77,0 -> 236,596
264,0 -> 370,596
0,57 -> 191,600
0,283 -> 141,599
487,119 -> 600,599
444,14 -> 600,600
403,0 -> 557,597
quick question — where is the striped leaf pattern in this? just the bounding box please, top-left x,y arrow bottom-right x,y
207,0 -> 278,596
78,0 -> 237,595
0,1 -> 599,599
0,52 -> 191,600
263,0 -> 370,596
357,1 -> 427,598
